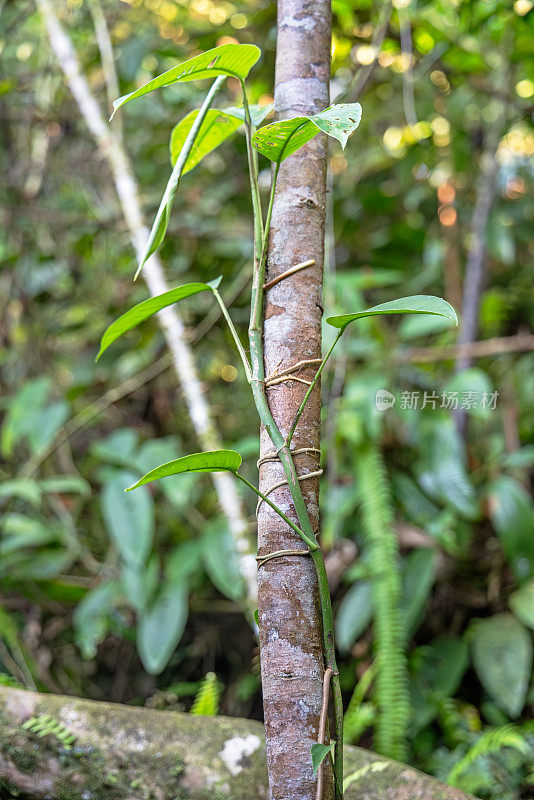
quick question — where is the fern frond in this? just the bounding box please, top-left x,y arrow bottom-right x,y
356,443 -> 410,761
190,672 -> 220,716
447,725 -> 529,786
343,760 -> 389,792
343,663 -> 376,744
22,714 -> 76,749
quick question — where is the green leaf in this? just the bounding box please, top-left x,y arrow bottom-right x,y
97,281 -> 218,359
137,580 -> 188,674
39,476 -> 90,497
125,450 -> 242,491
326,295 -> 458,332
201,518 -> 245,601
335,580 -> 374,653
0,479 -> 42,506
253,608 -> 259,625
487,476 -> 534,581
170,109 -> 242,172
73,582 -> 118,659
253,103 -> 362,163
111,44 -> 261,118
470,614 -> 532,718
1,377 -> 51,458
101,470 -> 154,566
509,580 -> 534,630
401,548 -> 436,639
311,741 -> 336,776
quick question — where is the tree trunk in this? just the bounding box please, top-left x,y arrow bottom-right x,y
0,687 -> 477,800
256,2 -> 332,798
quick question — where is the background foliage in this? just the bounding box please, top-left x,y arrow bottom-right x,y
1,0 -> 533,797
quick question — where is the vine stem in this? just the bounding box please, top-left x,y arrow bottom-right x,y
241,84 -> 344,799
234,473 -> 317,550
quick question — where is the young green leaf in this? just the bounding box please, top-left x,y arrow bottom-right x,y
111,44 -> 261,118
170,109 -> 242,172
326,295 -> 458,332
126,450 -> 242,491
97,280 -> 219,359
311,741 -> 336,776
252,103 -> 362,163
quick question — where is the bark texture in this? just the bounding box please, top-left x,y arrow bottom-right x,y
256,2 -> 332,798
0,688 -> 478,800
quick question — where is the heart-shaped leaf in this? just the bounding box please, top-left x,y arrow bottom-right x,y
311,741 -> 336,776
170,110 -> 242,172
111,44 -> 261,118
97,280 -> 219,359
252,103 -> 362,163
126,450 -> 242,491
326,294 -> 458,332
470,614 -> 532,718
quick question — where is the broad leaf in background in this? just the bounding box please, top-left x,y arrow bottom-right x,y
201,518 -> 245,601
73,582 -> 118,660
111,44 -> 261,118
487,476 -> 534,581
0,376 -> 68,458
253,103 -> 362,163
97,280 -> 220,359
444,369 -> 495,419
401,548 -> 437,640
335,580 -> 374,653
126,450 -> 242,491
311,741 -> 336,776
137,579 -> 188,674
509,579 -> 534,630
410,636 -> 469,733
101,470 -> 154,567
169,110 -> 242,172
326,295 -> 457,332
470,614 -> 532,718
416,418 -> 479,521
122,557 -> 159,613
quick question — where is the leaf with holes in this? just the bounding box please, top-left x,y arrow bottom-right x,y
97,280 -> 220,360
126,450 -> 242,491
169,110 -> 242,172
311,741 -> 336,776
252,103 -> 362,163
326,295 -> 458,332
111,44 -> 261,118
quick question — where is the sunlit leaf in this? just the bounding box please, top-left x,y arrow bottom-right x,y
311,741 -> 336,776
470,614 -> 532,718
170,110 -> 242,172
137,579 -> 188,674
125,450 -> 242,491
111,44 -> 261,118
252,103 -> 362,163
326,295 -> 458,332
97,280 -> 220,359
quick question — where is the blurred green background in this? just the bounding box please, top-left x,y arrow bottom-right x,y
1,0 -> 533,796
